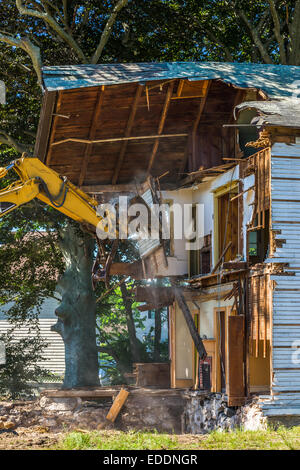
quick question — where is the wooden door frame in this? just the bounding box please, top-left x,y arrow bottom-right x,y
170,302 -> 200,388
214,306 -> 237,393
213,182 -> 239,266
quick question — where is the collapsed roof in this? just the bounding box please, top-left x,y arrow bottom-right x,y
34,62 -> 300,193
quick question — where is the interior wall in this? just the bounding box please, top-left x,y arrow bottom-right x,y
174,301 -> 194,383
172,295 -> 235,389
249,340 -> 271,391
164,166 -> 241,274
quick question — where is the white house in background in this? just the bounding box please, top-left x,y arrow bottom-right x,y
136,308 -> 169,344
0,297 -> 64,378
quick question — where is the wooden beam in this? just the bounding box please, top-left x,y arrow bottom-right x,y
42,389 -> 117,398
147,82 -> 175,175
82,183 -> 140,193
78,85 -> 105,187
173,286 -> 207,360
112,84 -> 143,185
211,241 -> 233,274
106,388 -> 129,423
108,261 -> 142,278
46,91 -> 63,166
135,286 -> 175,305
34,91 -> 57,162
51,133 -> 188,147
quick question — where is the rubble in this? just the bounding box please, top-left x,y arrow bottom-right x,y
184,392 -> 267,433
0,391 -> 268,435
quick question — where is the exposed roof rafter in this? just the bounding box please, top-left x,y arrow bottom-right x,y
112,83 -> 143,185
79,85 -> 105,187
147,81 -> 175,175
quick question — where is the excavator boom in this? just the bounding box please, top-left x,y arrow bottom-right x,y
0,154 -> 103,229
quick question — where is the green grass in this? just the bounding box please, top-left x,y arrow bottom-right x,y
55,430 -> 180,450
54,426 -> 300,450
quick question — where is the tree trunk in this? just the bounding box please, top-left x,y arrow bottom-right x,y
120,282 -> 142,363
52,223 -> 100,389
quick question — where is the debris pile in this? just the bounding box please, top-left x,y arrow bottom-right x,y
0,388 -> 185,433
0,398 -> 110,432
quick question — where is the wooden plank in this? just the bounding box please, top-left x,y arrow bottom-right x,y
227,315 -> 245,406
34,90 -> 57,162
51,133 -> 188,147
135,286 -> 174,305
134,363 -> 170,387
79,85 -> 105,186
108,261 -> 143,278
147,82 -> 175,174
106,388 -> 129,422
42,389 -> 117,398
211,241 -> 232,274
112,84 -> 143,184
46,91 -> 63,165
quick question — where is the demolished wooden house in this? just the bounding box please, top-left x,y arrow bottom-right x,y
35,61 -> 300,419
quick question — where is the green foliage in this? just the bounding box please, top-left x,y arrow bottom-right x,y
0,328 -> 52,399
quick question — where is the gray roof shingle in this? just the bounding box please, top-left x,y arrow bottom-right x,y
42,61 -> 300,100
236,99 -> 300,128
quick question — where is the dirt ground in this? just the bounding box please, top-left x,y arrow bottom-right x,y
0,428 -> 62,450
0,428 -> 205,450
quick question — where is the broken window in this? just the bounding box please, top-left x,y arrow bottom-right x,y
237,109 -> 261,158
189,203 -> 211,276
248,211 -> 269,264
217,188 -> 239,262
189,233 -> 211,277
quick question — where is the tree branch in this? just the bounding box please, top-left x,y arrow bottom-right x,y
268,0 -> 287,64
91,0 -> 129,64
0,129 -> 33,154
0,32 -> 42,84
289,0 -> 300,64
204,29 -> 233,61
16,0 -> 87,62
236,8 -> 273,64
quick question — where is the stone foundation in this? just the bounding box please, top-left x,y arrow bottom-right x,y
184,391 -> 267,433
0,389 -> 270,435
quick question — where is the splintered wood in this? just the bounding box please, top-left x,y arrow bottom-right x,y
249,273 -> 271,358
240,147 -> 271,231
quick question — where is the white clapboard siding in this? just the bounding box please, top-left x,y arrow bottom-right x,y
263,143 -> 300,416
0,296 -> 65,376
0,318 -> 65,375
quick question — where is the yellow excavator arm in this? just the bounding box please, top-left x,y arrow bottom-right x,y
0,154 -> 103,229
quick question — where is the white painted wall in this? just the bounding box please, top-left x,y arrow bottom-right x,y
162,165 -> 241,271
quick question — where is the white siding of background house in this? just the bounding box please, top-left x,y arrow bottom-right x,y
136,308 -> 169,344
0,297 -> 65,377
